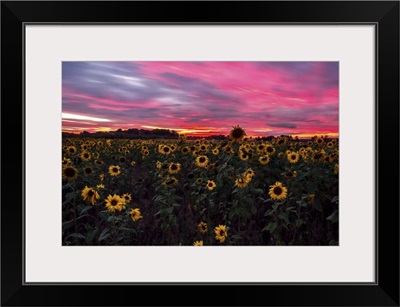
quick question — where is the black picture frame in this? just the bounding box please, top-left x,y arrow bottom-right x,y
1,1 -> 399,306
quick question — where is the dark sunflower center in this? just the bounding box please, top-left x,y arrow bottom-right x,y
267,147 -> 273,152
190,146 -> 196,151
208,182 -> 213,187
62,160 -> 68,165
273,186 -> 283,195
201,146 -> 206,150
69,148 -> 75,153
163,147 -> 170,153
232,128 -> 244,138
262,157 -> 267,161
88,190 -> 94,197
85,168 -> 92,174
120,157 -> 125,162
315,153 -> 322,159
111,200 -> 118,206
84,154 -> 89,158
219,230 -> 225,236
113,167 -> 118,172
64,168 -> 76,177
171,164 -> 178,170
199,157 -> 206,163
131,211 -> 136,216
183,148 -> 188,152
291,155 -> 296,159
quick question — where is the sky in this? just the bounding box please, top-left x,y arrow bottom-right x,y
62,61 -> 339,138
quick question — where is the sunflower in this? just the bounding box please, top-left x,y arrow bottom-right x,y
94,160 -> 103,166
212,148 -> 219,155
62,166 -> 78,181
105,194 -> 125,212
159,145 -> 172,155
195,155 -> 209,168
315,137 -> 324,145
285,170 -> 297,178
122,193 -> 132,204
214,225 -> 228,243
257,143 -> 266,153
96,184 -> 105,189
229,125 -> 246,142
334,163 -> 339,174
206,180 -> 217,191
307,194 -> 315,206
129,208 -> 143,222
109,165 -> 121,176
239,151 -> 249,161
311,151 -> 325,162
62,157 -> 71,166
156,161 -> 162,169
99,174 -> 104,181
163,177 -> 178,187
265,145 -> 276,155
199,144 -> 208,152
130,160 -> 136,166
326,141 -> 334,148
187,173 -> 195,180
268,181 -> 288,201
67,146 -> 77,155
81,186 -> 100,205
81,167 -> 92,176
119,156 -> 126,163
235,177 -> 248,188
80,151 -> 91,161
193,240 -> 203,246
259,155 -> 270,165
287,151 -> 300,163
196,178 -> 203,185
181,146 -> 189,154
198,221 -> 208,233
169,162 -> 181,174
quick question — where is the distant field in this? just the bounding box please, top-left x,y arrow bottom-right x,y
62,131 -> 339,246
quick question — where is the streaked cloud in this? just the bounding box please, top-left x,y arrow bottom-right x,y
62,61 -> 339,137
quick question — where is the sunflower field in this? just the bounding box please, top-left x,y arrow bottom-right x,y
62,126 -> 339,246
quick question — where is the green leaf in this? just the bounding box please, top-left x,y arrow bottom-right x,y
86,229 -> 98,244
278,212 -> 289,224
62,192 -> 75,206
67,233 -> 86,240
326,210 -> 338,223
98,229 -> 110,242
253,189 -> 264,194
295,219 -> 304,227
262,222 -> 277,233
331,196 -> 339,204
80,205 -> 93,216
329,239 -> 339,246
312,198 -> 323,212
62,220 -> 74,231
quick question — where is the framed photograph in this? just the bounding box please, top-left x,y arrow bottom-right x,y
1,1 -> 399,306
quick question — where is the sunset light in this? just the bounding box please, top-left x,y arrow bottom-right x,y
62,61 -> 339,138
